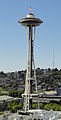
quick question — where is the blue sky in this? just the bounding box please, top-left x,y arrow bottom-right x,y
0,0 -> 61,72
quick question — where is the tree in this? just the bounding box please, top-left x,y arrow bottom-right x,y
32,103 -> 38,109
39,103 -> 44,109
9,90 -> 23,97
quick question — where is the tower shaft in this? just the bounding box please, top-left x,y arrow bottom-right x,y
24,25 -> 37,111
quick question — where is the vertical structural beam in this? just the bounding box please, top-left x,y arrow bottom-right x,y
33,27 -> 38,93
29,25 -> 33,109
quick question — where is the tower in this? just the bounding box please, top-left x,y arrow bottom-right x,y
18,13 -> 43,112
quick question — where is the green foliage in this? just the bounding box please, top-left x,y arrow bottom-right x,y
0,104 -> 3,112
0,92 -> 2,96
10,103 -> 23,113
32,102 -> 61,111
8,100 -> 23,113
42,102 -> 61,111
59,106 -> 61,111
39,103 -> 44,109
8,101 -> 61,112
8,90 -> 23,97
44,104 -> 50,111
32,103 -> 38,109
10,108 -> 16,113
0,112 -> 4,115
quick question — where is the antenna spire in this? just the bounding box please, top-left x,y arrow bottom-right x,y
29,6 -> 32,12
25,0 -> 32,13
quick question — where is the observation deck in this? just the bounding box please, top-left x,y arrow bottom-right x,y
18,13 -> 43,27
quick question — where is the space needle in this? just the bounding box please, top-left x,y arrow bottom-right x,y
18,8 -> 43,112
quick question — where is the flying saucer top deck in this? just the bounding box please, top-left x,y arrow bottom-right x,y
18,13 -> 43,27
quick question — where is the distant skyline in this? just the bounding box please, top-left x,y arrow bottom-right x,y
0,0 -> 61,72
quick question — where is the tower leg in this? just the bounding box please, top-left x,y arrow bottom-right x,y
29,25 -> 33,109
